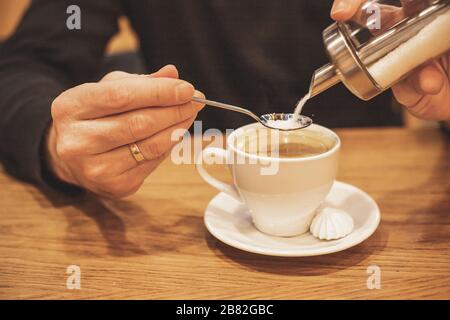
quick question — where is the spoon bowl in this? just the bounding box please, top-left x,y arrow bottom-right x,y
259,113 -> 313,131
192,97 -> 312,131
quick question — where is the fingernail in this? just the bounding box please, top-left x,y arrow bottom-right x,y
194,90 -> 205,99
332,0 -> 351,16
193,90 -> 206,110
176,83 -> 194,101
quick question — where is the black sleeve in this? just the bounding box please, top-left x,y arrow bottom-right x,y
0,0 -> 122,188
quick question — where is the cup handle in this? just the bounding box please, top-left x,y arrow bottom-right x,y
196,147 -> 241,201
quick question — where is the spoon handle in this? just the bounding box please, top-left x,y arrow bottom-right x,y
192,96 -> 261,122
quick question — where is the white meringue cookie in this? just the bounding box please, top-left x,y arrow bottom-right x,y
310,207 -> 354,241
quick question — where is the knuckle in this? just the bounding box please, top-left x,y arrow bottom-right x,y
178,103 -> 197,121
102,181 -> 140,198
153,82 -> 163,104
51,95 -> 74,121
55,143 -> 70,161
141,140 -> 165,159
56,141 -> 75,160
124,183 -> 142,197
127,114 -> 150,141
102,71 -> 125,82
174,105 -> 184,123
50,97 -> 63,120
108,71 -> 123,77
55,137 -> 85,159
150,80 -> 172,105
104,84 -> 132,108
117,185 -> 140,198
82,163 -> 106,182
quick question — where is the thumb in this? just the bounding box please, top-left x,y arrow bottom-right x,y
101,64 -> 180,83
149,64 -> 179,79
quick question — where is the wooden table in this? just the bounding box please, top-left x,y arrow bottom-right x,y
0,127 -> 449,300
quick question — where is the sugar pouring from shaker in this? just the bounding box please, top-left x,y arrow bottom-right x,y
309,0 -> 450,101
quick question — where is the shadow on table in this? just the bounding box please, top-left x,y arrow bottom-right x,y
70,195 -> 149,257
204,225 -> 388,276
30,189 -> 143,256
31,187 -> 206,257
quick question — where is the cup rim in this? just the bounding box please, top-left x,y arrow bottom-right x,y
227,123 -> 341,163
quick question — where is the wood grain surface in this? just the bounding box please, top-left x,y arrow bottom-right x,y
0,127 -> 449,300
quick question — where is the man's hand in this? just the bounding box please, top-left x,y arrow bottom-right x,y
46,65 -> 205,198
331,0 -> 450,121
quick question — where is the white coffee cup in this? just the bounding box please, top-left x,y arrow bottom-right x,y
196,123 -> 340,237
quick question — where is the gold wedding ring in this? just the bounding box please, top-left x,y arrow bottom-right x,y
129,143 -> 145,163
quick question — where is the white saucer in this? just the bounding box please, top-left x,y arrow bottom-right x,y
204,181 -> 380,257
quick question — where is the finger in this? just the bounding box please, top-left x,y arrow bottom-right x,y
392,76 -> 424,108
401,0 -> 430,16
392,61 -> 444,107
134,116 -> 195,162
416,62 -> 445,95
396,91 -> 449,121
73,102 -> 200,153
97,154 -> 168,198
67,77 -> 195,119
331,0 -> 365,21
331,1 -> 404,34
72,90 -> 205,155
392,60 -> 449,120
92,116 -> 195,174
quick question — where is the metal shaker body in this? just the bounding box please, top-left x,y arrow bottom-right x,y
311,0 -> 450,100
